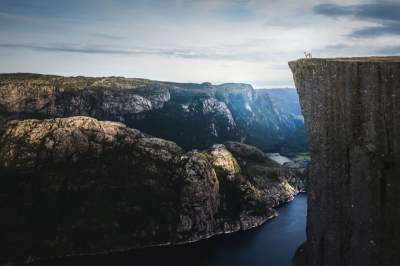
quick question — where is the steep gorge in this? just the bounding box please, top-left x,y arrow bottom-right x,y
290,57 -> 400,266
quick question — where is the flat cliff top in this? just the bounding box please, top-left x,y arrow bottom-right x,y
289,56 -> 400,65
0,73 -> 253,91
0,73 -> 166,90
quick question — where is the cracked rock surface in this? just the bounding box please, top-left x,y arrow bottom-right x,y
290,57 -> 400,266
0,116 -> 302,264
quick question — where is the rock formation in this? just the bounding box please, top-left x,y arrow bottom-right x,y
0,116 -> 303,264
290,57 -> 400,266
0,74 -> 306,153
261,88 -> 308,153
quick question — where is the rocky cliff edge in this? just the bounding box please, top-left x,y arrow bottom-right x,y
290,57 -> 400,266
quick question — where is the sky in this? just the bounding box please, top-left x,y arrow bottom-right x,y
0,0 -> 399,88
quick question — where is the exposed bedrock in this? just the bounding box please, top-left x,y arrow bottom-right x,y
0,74 -> 307,153
289,57 -> 400,266
0,116 -> 303,264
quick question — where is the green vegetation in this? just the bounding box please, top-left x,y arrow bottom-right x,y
294,152 -> 310,161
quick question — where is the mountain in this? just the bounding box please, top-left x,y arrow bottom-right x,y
0,116 -> 305,264
265,88 -> 303,119
0,74 -> 307,154
260,88 -> 308,154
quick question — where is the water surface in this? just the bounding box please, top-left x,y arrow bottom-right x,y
35,194 -> 307,266
266,153 -> 293,165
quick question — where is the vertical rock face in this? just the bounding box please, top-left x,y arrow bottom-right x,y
0,74 -> 306,153
289,57 -> 400,266
0,116 -> 303,264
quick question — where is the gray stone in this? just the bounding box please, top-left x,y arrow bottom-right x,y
0,116 -> 302,264
289,57 -> 400,266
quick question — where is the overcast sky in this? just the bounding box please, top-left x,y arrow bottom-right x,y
0,0 -> 399,88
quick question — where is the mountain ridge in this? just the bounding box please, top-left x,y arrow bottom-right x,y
0,73 -> 307,154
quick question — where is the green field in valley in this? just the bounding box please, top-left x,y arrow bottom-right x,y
294,152 -> 310,161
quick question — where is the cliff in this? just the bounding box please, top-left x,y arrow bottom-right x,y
0,74 -> 306,153
260,88 -> 308,154
0,116 -> 303,264
289,57 -> 400,266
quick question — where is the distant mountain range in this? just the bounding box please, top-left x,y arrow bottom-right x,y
265,88 -> 303,120
0,74 -> 307,154
0,74 -> 309,263
262,88 -> 308,154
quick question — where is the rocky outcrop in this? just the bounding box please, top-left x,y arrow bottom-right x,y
223,141 -> 303,206
282,160 -> 308,193
289,57 -> 400,266
0,74 -> 306,153
0,116 -> 300,264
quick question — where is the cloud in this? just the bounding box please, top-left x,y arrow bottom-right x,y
0,11 -> 123,40
350,22 -> 400,37
353,2 -> 400,22
2,0 -> 397,87
314,2 -> 400,22
313,4 -> 355,17
320,42 -> 400,57
374,45 -> 400,55
0,42 -> 293,62
0,43 -> 138,54
314,2 -> 400,37
0,11 -> 38,23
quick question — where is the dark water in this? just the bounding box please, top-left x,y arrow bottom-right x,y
35,194 -> 307,266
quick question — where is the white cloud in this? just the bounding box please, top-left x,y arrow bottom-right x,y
0,0 -> 396,88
